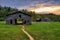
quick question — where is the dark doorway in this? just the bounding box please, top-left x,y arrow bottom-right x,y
15,19 -> 17,24
19,15 -> 21,18
10,19 -> 12,24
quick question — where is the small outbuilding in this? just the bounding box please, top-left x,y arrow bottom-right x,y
43,17 -> 51,22
6,11 -> 32,25
36,18 -> 41,22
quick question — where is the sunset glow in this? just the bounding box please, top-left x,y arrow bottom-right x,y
29,6 -> 60,14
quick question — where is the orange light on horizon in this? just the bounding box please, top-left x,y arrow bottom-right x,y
29,6 -> 60,14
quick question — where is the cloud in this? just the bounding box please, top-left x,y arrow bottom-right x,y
17,0 -> 60,14
17,0 -> 60,9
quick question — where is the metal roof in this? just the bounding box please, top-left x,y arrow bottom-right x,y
6,11 -> 31,17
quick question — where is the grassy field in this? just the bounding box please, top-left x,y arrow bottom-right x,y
25,22 -> 60,40
0,21 -> 60,40
0,21 -> 29,40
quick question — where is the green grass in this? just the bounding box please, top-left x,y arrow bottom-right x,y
0,21 -> 29,40
25,22 -> 60,40
0,21 -> 60,40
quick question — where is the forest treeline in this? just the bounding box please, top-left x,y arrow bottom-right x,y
0,5 -> 60,21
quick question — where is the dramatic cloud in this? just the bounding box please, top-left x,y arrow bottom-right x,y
18,0 -> 60,9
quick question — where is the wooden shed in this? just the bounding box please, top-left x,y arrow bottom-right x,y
6,11 -> 32,25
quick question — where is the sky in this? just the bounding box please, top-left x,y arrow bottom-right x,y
0,0 -> 60,14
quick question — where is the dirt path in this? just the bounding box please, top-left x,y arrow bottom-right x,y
21,25 -> 34,40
